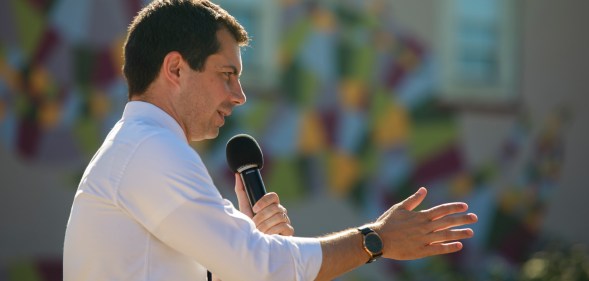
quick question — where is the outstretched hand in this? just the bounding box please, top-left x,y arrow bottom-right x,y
373,187 -> 478,260
234,174 -> 294,236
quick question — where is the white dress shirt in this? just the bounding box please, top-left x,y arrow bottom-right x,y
63,101 -> 322,281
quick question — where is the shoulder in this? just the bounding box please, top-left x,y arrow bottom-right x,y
114,123 -> 219,229
125,125 -> 205,177
114,117 -> 202,167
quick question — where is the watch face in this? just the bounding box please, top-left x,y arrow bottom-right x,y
365,233 -> 383,253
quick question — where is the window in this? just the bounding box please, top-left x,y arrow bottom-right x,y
437,0 -> 520,108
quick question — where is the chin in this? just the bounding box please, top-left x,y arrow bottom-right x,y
203,130 -> 220,140
189,127 -> 220,142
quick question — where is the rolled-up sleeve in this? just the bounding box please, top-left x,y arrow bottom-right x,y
116,131 -> 322,281
154,199 -> 322,281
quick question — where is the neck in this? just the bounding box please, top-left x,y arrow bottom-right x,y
130,92 -> 190,142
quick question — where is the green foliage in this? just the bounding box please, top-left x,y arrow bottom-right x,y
520,244 -> 589,281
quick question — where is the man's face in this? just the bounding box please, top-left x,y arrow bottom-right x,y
177,28 -> 246,141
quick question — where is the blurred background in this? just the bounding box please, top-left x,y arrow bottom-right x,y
1,0 -> 588,280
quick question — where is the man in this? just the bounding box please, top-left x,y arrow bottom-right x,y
63,1 -> 478,280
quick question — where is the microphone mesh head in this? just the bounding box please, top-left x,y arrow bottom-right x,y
226,134 -> 264,173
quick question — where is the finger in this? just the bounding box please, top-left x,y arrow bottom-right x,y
265,222 -> 295,236
234,174 -> 254,218
429,213 -> 478,232
252,204 -> 286,226
422,202 -> 469,221
252,192 -> 279,214
427,228 -> 474,244
256,210 -> 289,233
399,187 -> 427,211
423,242 -> 464,257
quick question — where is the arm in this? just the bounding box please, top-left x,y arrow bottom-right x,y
315,187 -> 477,281
235,176 -> 477,280
211,174 -> 297,281
234,173 -> 477,281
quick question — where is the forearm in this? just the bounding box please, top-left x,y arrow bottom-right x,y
314,226 -> 373,281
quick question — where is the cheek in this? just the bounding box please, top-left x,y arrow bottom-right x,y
207,75 -> 232,95
191,76 -> 229,111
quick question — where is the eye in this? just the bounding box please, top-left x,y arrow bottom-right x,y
223,72 -> 234,79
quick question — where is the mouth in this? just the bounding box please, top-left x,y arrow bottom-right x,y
218,110 -> 230,118
217,110 -> 230,125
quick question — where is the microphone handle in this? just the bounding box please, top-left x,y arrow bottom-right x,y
239,167 -> 267,209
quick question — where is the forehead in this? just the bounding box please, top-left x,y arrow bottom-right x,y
208,28 -> 242,68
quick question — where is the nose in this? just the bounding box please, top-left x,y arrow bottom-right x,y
232,79 -> 246,106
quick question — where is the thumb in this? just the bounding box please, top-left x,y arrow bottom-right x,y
399,187 -> 427,211
234,173 -> 254,218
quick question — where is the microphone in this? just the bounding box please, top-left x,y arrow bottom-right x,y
226,134 -> 267,209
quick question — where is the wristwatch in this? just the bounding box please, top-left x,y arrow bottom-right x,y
358,227 -> 383,263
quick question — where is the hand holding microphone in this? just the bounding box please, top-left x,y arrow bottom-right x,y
226,134 -> 293,236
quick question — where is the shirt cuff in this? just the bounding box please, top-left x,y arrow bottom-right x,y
286,236 -> 322,281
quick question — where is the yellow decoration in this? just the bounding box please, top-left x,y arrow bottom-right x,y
111,36 -> 126,75
298,110 -> 327,155
39,101 -> 60,130
327,150 -> 359,197
498,190 -> 520,213
340,79 -> 365,110
373,101 -> 410,149
450,172 -> 473,198
311,9 -> 336,32
90,91 -> 110,119
30,66 -> 51,97
0,56 -> 22,92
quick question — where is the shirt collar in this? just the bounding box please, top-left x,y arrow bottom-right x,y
122,101 -> 187,143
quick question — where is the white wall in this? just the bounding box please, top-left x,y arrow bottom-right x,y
522,0 -> 589,245
0,146 -> 74,263
389,0 -> 589,245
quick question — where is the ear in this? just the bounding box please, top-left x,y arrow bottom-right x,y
160,51 -> 186,89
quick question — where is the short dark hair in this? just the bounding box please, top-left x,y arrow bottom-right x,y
123,0 -> 249,98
